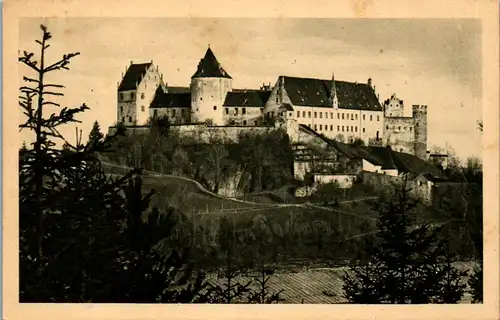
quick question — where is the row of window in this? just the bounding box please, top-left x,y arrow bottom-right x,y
311,124 -> 374,134
296,110 -> 380,122
386,125 -> 413,131
119,92 -> 146,101
225,107 -> 249,115
120,105 -> 146,113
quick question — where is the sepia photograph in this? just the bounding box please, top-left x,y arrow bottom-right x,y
3,0 -> 499,319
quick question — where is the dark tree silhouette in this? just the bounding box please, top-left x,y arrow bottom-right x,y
342,177 -> 467,303
19,24 -> 205,303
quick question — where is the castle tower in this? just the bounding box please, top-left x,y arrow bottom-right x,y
383,93 -> 405,117
412,104 -> 428,159
190,47 -> 233,125
117,61 -> 162,126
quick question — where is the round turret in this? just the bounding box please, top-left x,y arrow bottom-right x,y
190,47 -> 232,125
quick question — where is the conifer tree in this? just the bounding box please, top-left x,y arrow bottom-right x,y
19,24 -> 205,303
88,120 -> 104,143
342,177 -> 467,303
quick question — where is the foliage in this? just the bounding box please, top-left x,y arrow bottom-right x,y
468,264 -> 483,303
342,178 -> 467,303
19,25 -> 204,303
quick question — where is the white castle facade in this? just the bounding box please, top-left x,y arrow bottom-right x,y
115,47 -> 428,159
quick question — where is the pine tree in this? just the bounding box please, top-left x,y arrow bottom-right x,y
342,177 -> 467,303
19,24 -> 205,303
88,120 -> 104,143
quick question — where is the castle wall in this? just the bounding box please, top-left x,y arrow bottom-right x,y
117,90 -> 137,126
223,106 -> 262,126
190,77 -> 232,125
135,65 -> 162,125
151,107 -> 191,124
383,116 -> 415,154
413,105 -> 428,159
117,64 -> 162,126
383,94 -> 405,117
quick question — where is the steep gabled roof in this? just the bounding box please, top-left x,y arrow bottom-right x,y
223,91 -> 264,107
191,47 -> 232,79
281,76 -> 382,111
368,146 -> 398,170
118,62 -> 152,91
150,86 -> 190,108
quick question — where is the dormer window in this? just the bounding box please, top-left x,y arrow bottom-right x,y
119,93 -> 124,101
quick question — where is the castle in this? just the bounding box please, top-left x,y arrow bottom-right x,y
115,47 -> 428,159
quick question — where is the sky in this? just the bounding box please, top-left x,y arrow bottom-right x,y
18,18 -> 482,160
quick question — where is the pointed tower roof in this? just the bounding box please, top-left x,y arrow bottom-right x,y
191,47 -> 232,79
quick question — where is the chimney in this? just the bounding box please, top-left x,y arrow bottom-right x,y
367,77 -> 372,88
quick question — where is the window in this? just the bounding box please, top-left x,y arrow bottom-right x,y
128,116 -> 132,123
172,109 -> 176,116
337,113 -> 340,119
342,125 -> 344,132
119,93 -> 124,101
235,108 -> 238,115
122,117 -> 125,123
141,105 -> 145,112
319,112 -> 322,119
416,122 -> 419,127
141,93 -> 145,99
410,127 -> 413,131
355,114 -> 358,120
370,115 -> 373,121
297,111 -> 300,118
330,125 -> 333,131
398,126 -> 401,130
346,126 -> 349,132
308,111 -> 311,118
325,125 -> 328,131
330,112 -> 333,118
337,125 -> 340,131
275,96 -> 279,103
242,108 -> 246,115
243,120 -> 247,125
363,115 -> 366,120
320,125 -> 323,130
213,106 -> 217,110
355,126 -> 358,132
153,110 -> 158,118
362,128 -> 365,133
131,92 -> 135,100
404,126 -> 406,130
289,112 -> 292,117
120,106 -> 123,113
314,125 -> 317,130
314,112 -> 317,118
351,114 -> 354,120
225,108 -> 229,114
389,113 -> 392,116
386,125 -> 389,130
200,97 -> 203,101
377,115 -> 380,121
303,111 -> 306,117
342,113 -> 344,120
351,126 -> 353,131
418,180 -> 423,186
376,131 -> 379,139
